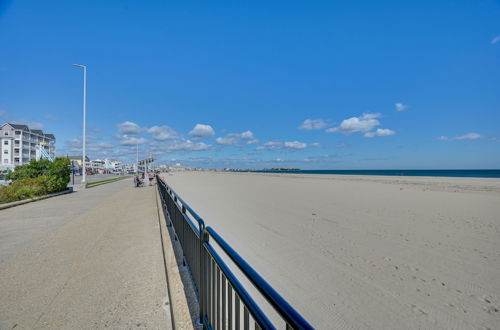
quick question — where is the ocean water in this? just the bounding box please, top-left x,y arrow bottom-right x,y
251,169 -> 500,178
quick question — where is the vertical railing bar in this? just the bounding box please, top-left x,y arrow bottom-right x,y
228,284 -> 233,330
222,274 -> 226,330
244,306 -> 249,330
208,254 -> 212,325
217,267 -> 221,330
235,294 -> 240,330
212,258 -> 216,325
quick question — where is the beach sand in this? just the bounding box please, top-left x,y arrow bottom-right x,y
162,171 -> 500,329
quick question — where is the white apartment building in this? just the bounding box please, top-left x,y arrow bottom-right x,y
0,123 -> 56,171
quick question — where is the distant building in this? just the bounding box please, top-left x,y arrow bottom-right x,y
68,155 -> 90,170
90,159 -> 105,173
104,159 -> 123,173
0,123 -> 56,171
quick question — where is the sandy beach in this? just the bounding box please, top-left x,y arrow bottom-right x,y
162,171 -> 500,329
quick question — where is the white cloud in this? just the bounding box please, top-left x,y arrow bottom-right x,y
491,35 -> 500,44
256,141 -> 283,151
284,141 -> 307,149
216,136 -> 239,145
96,142 -> 115,148
216,130 -> 257,146
310,142 -> 321,147
189,124 -> 215,137
117,121 -> 142,134
147,125 -> 178,140
364,128 -> 395,138
395,103 -> 408,112
119,135 -> 148,146
240,130 -> 254,139
326,113 -> 381,134
298,119 -> 328,130
438,133 -> 484,141
166,140 -> 213,152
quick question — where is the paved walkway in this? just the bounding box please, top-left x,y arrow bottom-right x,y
0,179 -> 171,329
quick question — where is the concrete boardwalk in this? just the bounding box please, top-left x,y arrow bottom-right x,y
0,179 -> 171,329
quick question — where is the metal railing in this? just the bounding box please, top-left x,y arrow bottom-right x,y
156,175 -> 313,330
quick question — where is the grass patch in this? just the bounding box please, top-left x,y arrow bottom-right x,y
87,176 -> 131,186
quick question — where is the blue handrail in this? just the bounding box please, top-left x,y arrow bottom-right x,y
204,242 -> 276,329
207,226 -> 314,330
156,175 -> 314,329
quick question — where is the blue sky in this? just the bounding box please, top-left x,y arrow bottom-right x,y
0,0 -> 499,169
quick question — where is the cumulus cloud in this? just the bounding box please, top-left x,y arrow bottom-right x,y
326,113 -> 381,134
119,135 -> 148,146
438,133 -> 484,141
240,130 -> 254,139
491,35 -> 500,44
166,140 -> 213,152
364,128 -> 395,138
147,125 -> 178,140
298,119 -> 328,130
189,124 -> 215,137
395,103 -> 408,112
216,136 -> 239,145
117,121 -> 142,134
216,130 -> 257,145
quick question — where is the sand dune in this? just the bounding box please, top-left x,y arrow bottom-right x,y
163,172 -> 500,329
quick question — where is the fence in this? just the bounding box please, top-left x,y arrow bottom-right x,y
156,175 -> 313,330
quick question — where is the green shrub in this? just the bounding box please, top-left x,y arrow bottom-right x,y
0,158 -> 71,204
0,177 -> 48,203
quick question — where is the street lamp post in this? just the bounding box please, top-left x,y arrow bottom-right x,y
72,64 -> 87,186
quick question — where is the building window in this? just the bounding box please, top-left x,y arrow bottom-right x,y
15,131 -> 21,135
3,140 -> 8,145
3,150 -> 7,154
4,132 -> 7,136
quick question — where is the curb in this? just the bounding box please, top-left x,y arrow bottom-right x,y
155,187 -> 201,329
0,188 -> 73,210
86,176 -> 131,188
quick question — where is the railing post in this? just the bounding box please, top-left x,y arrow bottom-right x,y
199,225 -> 208,326
181,205 -> 187,266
